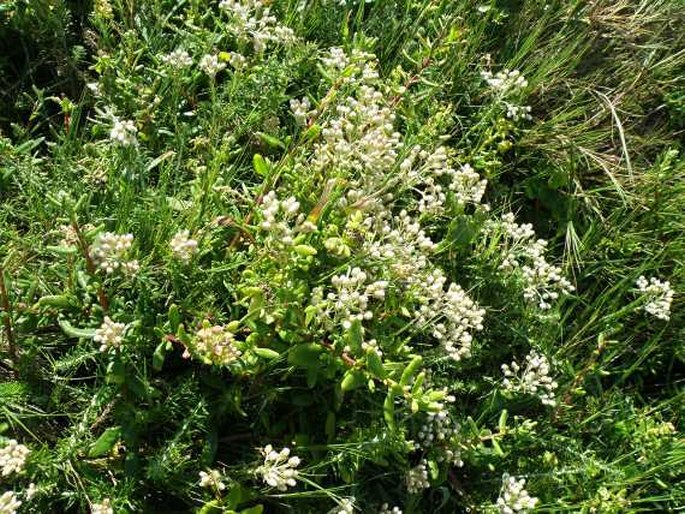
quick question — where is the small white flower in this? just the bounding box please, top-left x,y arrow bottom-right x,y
90,232 -> 138,275
91,498 -> 113,514
199,469 -> 226,491
0,440 -> 30,477
170,230 -> 198,263
496,475 -> 538,513
328,497 -> 355,514
109,118 -> 137,147
405,460 -> 430,494
191,324 -> 242,366
199,54 -> 226,77
0,491 -> 21,514
25,483 -> 37,500
256,444 -> 301,491
502,350 -> 557,406
636,275 -> 674,321
94,317 -> 128,352
379,504 -> 402,514
228,52 -> 247,70
161,48 -> 193,68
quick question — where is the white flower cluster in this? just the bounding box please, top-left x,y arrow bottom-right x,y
289,97 -> 315,126
505,103 -> 532,122
636,275 -> 674,321
321,47 -> 379,83
90,232 -> 140,275
228,51 -> 247,70
481,69 -> 528,96
414,269 -> 485,361
109,117 -> 137,146
315,84 -> 399,181
0,440 -> 30,477
199,54 -> 226,77
199,469 -> 226,491
311,267 -> 388,331
322,46 -> 349,71
502,350 -> 558,406
405,460 -> 430,494
191,324 -> 242,366
0,491 -> 21,514
258,190 -> 316,247
170,230 -> 198,263
219,0 -> 296,53
94,316 -> 127,352
328,498 -> 355,514
494,213 -> 574,309
379,504 -> 402,514
410,146 -> 487,214
91,498 -> 113,514
256,445 -> 301,491
496,475 -> 539,514
161,48 -> 193,68
482,70 -> 531,124
417,409 -> 464,466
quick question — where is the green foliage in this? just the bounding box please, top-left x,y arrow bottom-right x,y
0,0 -> 683,513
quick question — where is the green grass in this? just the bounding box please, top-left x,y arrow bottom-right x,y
0,0 -> 684,512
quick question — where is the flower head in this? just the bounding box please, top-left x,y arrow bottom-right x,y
0,440 -> 30,477
256,444 -> 301,491
0,491 -> 21,514
91,498 -> 113,514
94,317 -> 128,352
170,230 -> 198,263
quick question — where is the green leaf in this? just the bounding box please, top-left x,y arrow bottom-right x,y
168,304 -> 181,332
253,347 -> 280,359
340,369 -> 366,392
288,343 -> 324,369
366,348 -> 385,378
239,506 -> 264,514
255,132 -> 286,150
152,341 -> 167,371
400,356 -> 423,387
33,294 -> 76,310
325,411 -> 336,441
384,390 -> 395,430
498,409 -> 508,433
252,153 -> 270,177
106,360 -> 126,384
346,319 -> 363,353
89,426 -> 121,457
198,500 -> 222,514
293,244 -> 317,256
59,319 -> 96,339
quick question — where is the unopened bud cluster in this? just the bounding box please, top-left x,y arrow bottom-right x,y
109,117 -> 137,146
0,491 -> 21,514
0,440 -> 30,477
170,230 -> 198,263
91,498 -> 114,514
491,213 -> 574,309
94,317 -> 127,353
256,445 -> 301,491
90,232 -> 140,275
190,324 -> 242,366
496,475 -> 539,513
502,350 -> 558,406
161,48 -> 192,68
199,469 -> 226,491
405,460 -> 430,494
635,275 -> 673,321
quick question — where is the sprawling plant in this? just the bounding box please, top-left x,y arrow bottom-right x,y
0,0 -> 683,513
